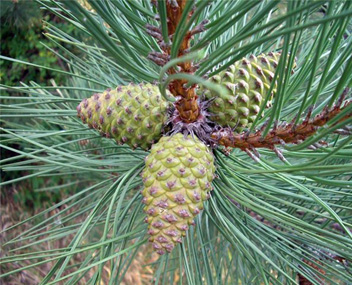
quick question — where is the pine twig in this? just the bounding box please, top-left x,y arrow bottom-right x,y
146,1 -> 208,123
212,88 -> 351,152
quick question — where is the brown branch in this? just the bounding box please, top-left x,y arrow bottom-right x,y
147,1 -> 208,123
212,88 -> 352,152
165,0 -> 199,123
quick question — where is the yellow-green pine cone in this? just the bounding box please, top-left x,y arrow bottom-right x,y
203,52 -> 293,131
77,83 -> 170,150
141,134 -> 216,255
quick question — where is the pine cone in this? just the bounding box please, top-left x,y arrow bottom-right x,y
202,52 -> 295,131
142,134 -> 216,254
77,83 -> 170,150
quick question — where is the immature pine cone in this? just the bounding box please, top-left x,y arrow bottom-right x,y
142,134 -> 216,254
77,83 -> 170,150
202,52 -> 295,131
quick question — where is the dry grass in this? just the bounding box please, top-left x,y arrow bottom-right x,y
0,185 -> 158,284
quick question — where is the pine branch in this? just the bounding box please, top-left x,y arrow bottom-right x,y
147,0 -> 208,123
2,1 -> 352,283
212,88 -> 351,156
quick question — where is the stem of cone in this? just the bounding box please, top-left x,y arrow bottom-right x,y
165,0 -> 200,123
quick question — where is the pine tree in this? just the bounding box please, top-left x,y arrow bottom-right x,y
1,1 -> 352,284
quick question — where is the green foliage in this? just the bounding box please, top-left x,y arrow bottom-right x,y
0,1 -> 352,284
0,25 -> 63,89
0,0 -> 41,28
0,0 -> 86,94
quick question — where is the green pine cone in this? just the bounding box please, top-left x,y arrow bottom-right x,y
141,134 -> 216,255
202,52 -> 293,131
77,83 -> 170,150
